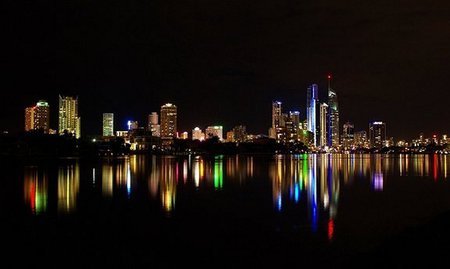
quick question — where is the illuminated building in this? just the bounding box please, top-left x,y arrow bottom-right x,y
160,103 -> 177,141
59,95 -> 81,138
369,121 -> 386,148
286,111 -> 300,142
148,112 -> 160,137
342,121 -> 354,149
269,101 -> 284,141
206,126 -> 223,140
102,113 -> 114,136
354,130 -> 368,148
25,100 -> 50,133
307,84 -> 319,146
226,131 -> 234,142
192,127 -> 205,141
127,120 -> 138,130
34,100 -> 50,133
181,131 -> 188,139
233,125 -> 247,142
319,103 -> 328,147
25,107 -> 34,131
327,75 -> 339,148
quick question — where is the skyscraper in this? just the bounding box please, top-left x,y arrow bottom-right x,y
148,112 -> 160,137
319,103 -> 328,148
269,101 -> 283,140
103,113 -> 114,136
307,84 -> 319,146
25,107 -> 34,132
342,122 -> 355,149
287,111 -> 300,142
25,100 -> 50,133
59,95 -> 81,138
369,121 -> 386,148
160,103 -> 177,140
327,75 -> 339,148
34,100 -> 50,133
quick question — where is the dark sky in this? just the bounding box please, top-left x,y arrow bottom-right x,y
3,0 -> 450,139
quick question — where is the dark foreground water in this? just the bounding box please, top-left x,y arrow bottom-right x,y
1,154 -> 450,267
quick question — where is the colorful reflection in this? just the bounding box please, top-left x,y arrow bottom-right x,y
148,156 -> 177,213
57,163 -> 80,213
24,167 -> 48,215
270,154 -> 364,240
371,155 -> 384,191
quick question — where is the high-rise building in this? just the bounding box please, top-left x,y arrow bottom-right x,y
369,121 -> 386,148
270,101 -> 284,141
192,127 -> 205,141
25,100 -> 50,133
25,107 -> 35,132
59,95 -> 81,138
327,75 -> 339,148
285,111 -> 300,142
160,103 -> 177,140
148,112 -> 160,137
34,100 -> 50,133
206,126 -> 223,141
307,84 -> 319,146
342,121 -> 354,149
319,103 -> 328,147
103,113 -> 114,136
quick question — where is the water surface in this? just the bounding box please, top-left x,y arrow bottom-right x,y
2,154 -> 450,266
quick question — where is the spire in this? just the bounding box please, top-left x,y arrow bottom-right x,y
327,74 -> 332,90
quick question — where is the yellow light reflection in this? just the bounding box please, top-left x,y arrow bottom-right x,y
102,163 -> 113,197
57,163 -> 80,213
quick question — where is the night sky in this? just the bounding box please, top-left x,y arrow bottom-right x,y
3,0 -> 450,139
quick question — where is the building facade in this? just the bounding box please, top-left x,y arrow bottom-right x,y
103,113 -> 114,136
327,76 -> 339,148
369,121 -> 386,148
59,95 -> 81,138
160,103 -> 177,140
307,84 -> 319,146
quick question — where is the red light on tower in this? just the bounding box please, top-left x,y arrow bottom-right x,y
327,74 -> 332,79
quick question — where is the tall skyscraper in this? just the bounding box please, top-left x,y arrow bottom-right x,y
369,121 -> 386,148
34,100 -> 50,133
25,100 -> 50,133
284,111 -> 300,142
59,95 -> 81,138
25,107 -> 35,132
160,103 -> 177,140
342,121 -> 355,149
307,84 -> 319,146
327,75 -> 339,148
102,113 -> 114,136
148,112 -> 160,137
270,101 -> 283,140
319,103 -> 328,147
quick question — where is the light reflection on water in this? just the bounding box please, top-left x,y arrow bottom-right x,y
22,154 -> 450,227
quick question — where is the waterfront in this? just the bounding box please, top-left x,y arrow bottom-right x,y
2,154 -> 450,266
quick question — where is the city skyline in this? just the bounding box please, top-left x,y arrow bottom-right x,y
3,1 -> 450,140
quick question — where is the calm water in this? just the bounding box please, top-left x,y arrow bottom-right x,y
2,154 -> 450,266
